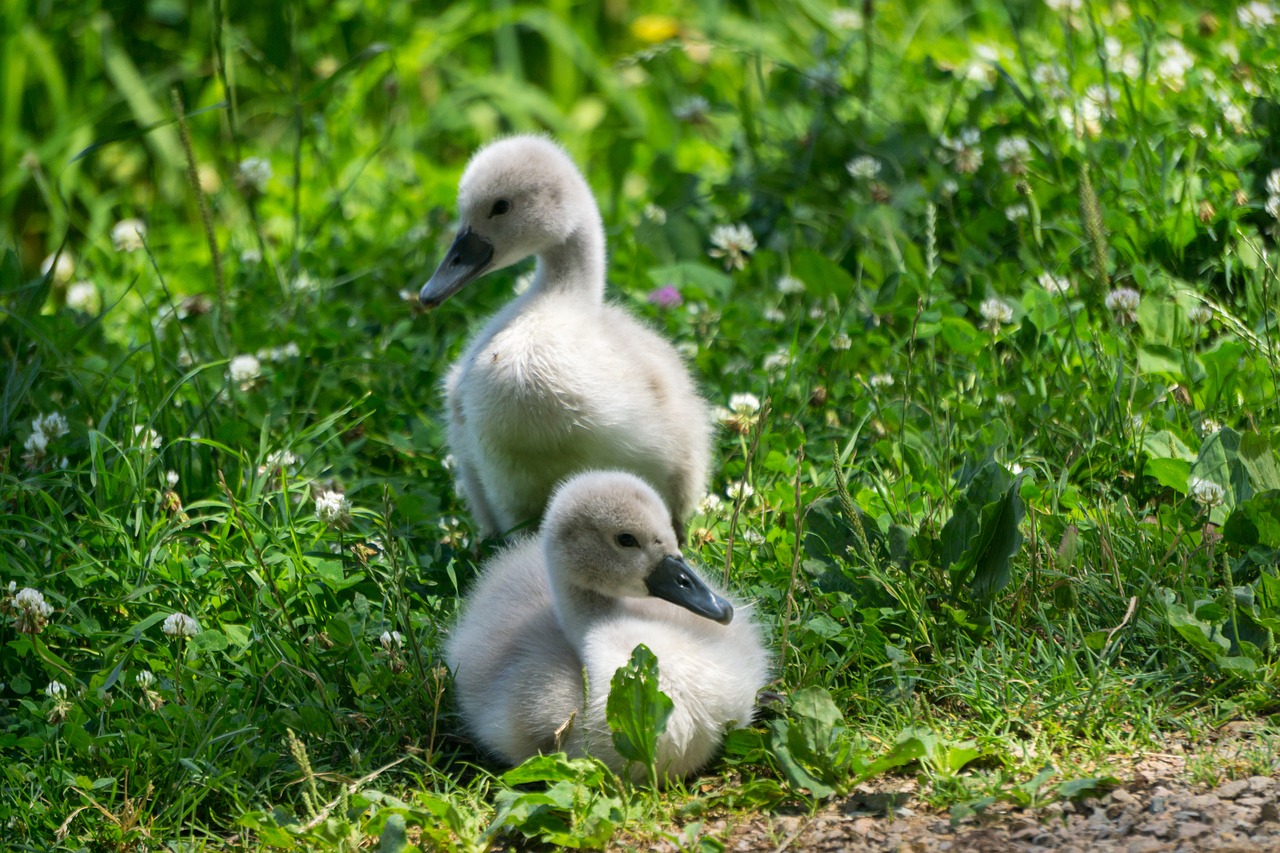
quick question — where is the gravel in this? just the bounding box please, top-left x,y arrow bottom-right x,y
644,728 -> 1280,852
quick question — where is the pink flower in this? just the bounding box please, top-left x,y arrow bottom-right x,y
647,284 -> 683,309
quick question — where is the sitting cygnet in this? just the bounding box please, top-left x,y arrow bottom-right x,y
445,470 -> 769,781
419,135 -> 711,540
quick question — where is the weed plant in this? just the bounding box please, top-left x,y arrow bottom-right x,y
3,0 -> 1280,848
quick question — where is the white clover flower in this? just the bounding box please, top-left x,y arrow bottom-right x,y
831,7 -> 864,28
237,157 -> 273,192
763,306 -> 786,323
165,470 -> 180,489
162,612 -> 200,638
111,219 -> 147,252
846,155 -> 881,180
741,529 -> 765,545
674,95 -> 711,123
708,224 -> 757,271
832,332 -> 852,350
996,393 -> 1015,406
289,271 -> 318,293
135,670 -> 155,688
1129,414 -> 1146,433
776,275 -> 805,295
940,178 -> 959,197
675,341 -> 699,359
728,392 -> 761,415
643,203 -> 667,224
1005,203 -> 1030,222
1044,0 -> 1082,10
1267,169 -> 1280,196
315,490 -> 351,526
1032,62 -> 1067,96
133,425 -> 163,450
241,248 -> 263,265
939,127 -> 983,174
979,297 -> 1015,327
40,253 -> 75,284
46,681 -> 68,700
1200,419 -> 1222,436
995,136 -> 1031,172
869,373 -> 895,389
1189,477 -> 1226,509
725,481 -> 754,501
33,412 -> 69,440
762,351 -> 791,374
1238,1 -> 1277,27
1188,304 -> 1213,325
65,280 -> 100,314
1266,195 -> 1280,220
6,581 -> 14,595
23,430 -> 48,458
228,354 -> 262,390
441,453 -> 456,472
1156,40 -> 1194,89
259,449 -> 299,475
697,493 -> 723,516
1105,288 -> 1141,324
14,587 -> 53,620
380,630 -> 403,650
1038,272 -> 1072,295
1223,103 -> 1246,133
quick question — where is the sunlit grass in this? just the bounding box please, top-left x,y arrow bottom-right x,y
3,0 -> 1280,848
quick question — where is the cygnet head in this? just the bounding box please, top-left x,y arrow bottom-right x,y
419,135 -> 601,307
543,471 -> 733,625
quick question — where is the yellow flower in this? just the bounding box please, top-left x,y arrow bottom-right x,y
631,14 -> 679,43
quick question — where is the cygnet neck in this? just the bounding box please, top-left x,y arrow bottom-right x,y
531,218 -> 606,302
546,566 -> 618,645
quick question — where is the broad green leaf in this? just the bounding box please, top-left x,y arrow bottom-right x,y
378,813 -> 407,853
1223,491 -> 1280,550
606,644 -> 673,773
789,250 -> 855,299
1165,602 -> 1230,660
1146,457 -> 1190,492
1239,433 -> 1280,492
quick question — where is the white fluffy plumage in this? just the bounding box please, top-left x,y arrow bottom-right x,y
445,470 -> 769,781
419,136 -> 711,539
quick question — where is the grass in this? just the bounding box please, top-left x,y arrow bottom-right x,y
3,0 -> 1280,848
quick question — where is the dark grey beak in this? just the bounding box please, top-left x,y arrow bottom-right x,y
645,555 -> 734,625
419,227 -> 494,307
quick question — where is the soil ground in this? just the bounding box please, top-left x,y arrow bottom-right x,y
655,724 -> 1280,852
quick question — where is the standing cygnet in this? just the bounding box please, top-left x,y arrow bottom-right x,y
419,135 -> 711,540
446,470 -> 769,781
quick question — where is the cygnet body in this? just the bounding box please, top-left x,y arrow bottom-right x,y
446,470 -> 768,781
419,136 -> 711,539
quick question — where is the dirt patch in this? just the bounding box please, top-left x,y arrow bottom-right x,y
659,726 -> 1280,852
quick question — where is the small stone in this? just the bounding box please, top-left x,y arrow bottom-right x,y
1240,796 -> 1268,807
1188,793 -> 1221,811
1149,796 -> 1167,814
1142,819 -> 1173,837
1218,779 -> 1250,799
1111,788 -> 1138,806
1127,840 -> 1165,853
1249,776 -> 1275,794
1178,821 -> 1211,840
1261,802 -> 1280,823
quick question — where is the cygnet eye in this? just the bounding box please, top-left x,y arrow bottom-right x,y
615,533 -> 639,548
489,199 -> 511,217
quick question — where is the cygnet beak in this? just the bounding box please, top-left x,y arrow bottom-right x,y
645,555 -> 734,625
419,227 -> 494,307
